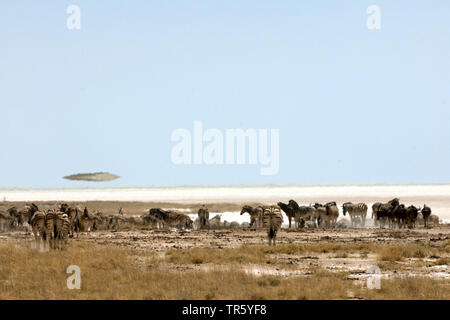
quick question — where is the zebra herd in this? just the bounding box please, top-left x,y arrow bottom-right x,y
274,199 -> 435,230
139,205 -> 283,245
4,203 -> 71,250
0,203 -> 125,250
0,198 -> 438,248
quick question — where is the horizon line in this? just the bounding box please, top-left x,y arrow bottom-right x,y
1,182 -> 450,192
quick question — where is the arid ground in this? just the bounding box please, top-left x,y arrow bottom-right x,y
0,199 -> 449,300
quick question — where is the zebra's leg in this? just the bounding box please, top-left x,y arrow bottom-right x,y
250,216 -> 256,228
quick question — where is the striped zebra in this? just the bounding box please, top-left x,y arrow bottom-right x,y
313,203 -> 331,228
240,205 -> 264,228
57,213 -> 71,249
198,205 -> 210,229
371,202 -> 382,227
59,204 -> 81,238
80,207 -> 95,231
0,210 -> 11,232
45,209 -> 59,249
27,203 -> 49,251
261,206 -> 283,246
342,202 -> 368,227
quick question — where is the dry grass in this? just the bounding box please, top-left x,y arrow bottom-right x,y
376,244 -> 445,262
1,242 -> 449,299
356,277 -> 450,300
0,243 -> 350,299
166,246 -> 274,265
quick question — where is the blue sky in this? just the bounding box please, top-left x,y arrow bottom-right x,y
1,1 -> 449,188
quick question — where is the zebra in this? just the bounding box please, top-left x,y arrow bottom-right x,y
45,209 -> 68,250
197,205 -> 210,229
324,202 -> 339,228
147,208 -> 193,229
92,211 -> 109,231
57,214 -> 71,249
371,202 -> 383,227
45,209 -> 59,249
261,206 -> 283,246
313,203 -> 330,228
6,207 -> 26,230
296,206 -> 318,228
27,203 -> 49,251
108,215 -> 121,231
342,202 -> 368,227
240,205 -> 264,228
80,207 -> 95,231
59,204 -> 81,238
0,210 -> 11,232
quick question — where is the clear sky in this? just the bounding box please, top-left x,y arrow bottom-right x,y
1,1 -> 449,188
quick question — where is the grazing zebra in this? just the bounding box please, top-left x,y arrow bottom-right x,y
108,215 -> 121,231
141,212 -> 159,227
147,208 -> 193,229
342,202 -> 368,227
92,211 -> 109,230
198,205 -> 210,229
209,214 -> 222,228
240,205 -> 264,228
421,204 -> 432,228
262,206 -> 283,246
296,206 -> 317,228
6,207 -> 27,230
